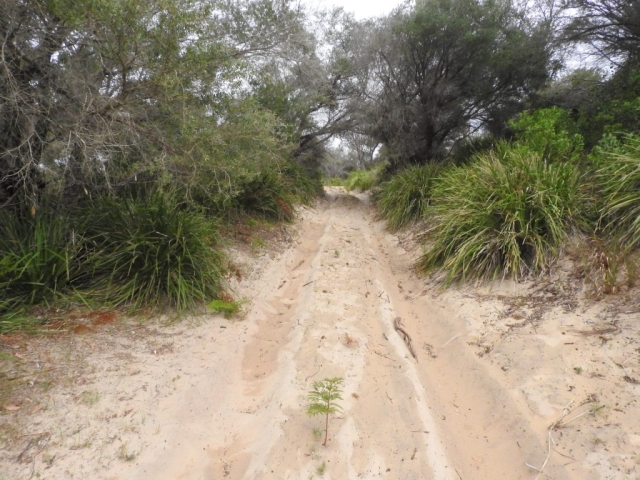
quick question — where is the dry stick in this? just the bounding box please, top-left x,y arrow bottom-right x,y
526,400 -> 574,477
394,317 -> 418,362
441,334 -> 462,348
305,365 -> 322,382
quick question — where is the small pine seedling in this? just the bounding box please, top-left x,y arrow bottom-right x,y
307,377 -> 344,446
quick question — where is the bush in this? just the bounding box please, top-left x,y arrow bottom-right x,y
510,107 -> 584,161
418,145 -> 588,282
596,134 -> 640,250
375,164 -> 441,232
80,192 -> 226,310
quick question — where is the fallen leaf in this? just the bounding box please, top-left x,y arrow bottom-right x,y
4,405 -> 21,411
30,404 -> 43,414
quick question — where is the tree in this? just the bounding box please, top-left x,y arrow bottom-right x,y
564,0 -> 640,63
0,0 -> 308,210
353,0 -> 555,166
307,377 -> 344,447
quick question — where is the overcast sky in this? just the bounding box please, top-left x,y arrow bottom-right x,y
306,0 -> 407,20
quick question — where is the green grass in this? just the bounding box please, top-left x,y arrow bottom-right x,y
0,206 -> 81,325
418,145 -> 588,282
345,170 -> 375,191
596,135 -> 640,250
235,170 -> 295,222
375,163 -> 441,231
324,177 -> 347,187
79,191 -> 226,311
207,299 -> 241,318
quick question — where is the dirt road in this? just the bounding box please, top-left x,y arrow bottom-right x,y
109,188 -> 591,479
5,187 -> 638,479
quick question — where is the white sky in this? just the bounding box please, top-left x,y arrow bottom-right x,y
306,0 -> 407,20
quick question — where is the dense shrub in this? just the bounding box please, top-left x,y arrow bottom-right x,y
510,108 -> 584,161
375,164 -> 441,232
418,145 -> 588,282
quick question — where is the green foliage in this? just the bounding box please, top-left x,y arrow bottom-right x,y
419,145 -> 588,282
575,66 -> 640,149
307,377 -> 344,447
596,134 -> 640,250
0,206 -> 80,320
80,191 -> 226,311
207,299 -> 241,318
345,170 -> 375,191
510,108 -> 584,161
375,164 -> 441,232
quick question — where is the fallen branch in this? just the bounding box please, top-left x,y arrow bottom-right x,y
394,317 -> 418,362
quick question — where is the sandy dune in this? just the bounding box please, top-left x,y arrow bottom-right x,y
2,187 -> 640,479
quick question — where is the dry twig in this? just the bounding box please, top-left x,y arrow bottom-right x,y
393,317 -> 417,362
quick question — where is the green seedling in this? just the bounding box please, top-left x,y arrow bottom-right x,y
207,299 -> 241,318
307,377 -> 344,447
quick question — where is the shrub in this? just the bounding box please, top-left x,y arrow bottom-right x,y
80,192 -> 226,310
510,107 -> 584,161
375,164 -> 441,231
596,134 -> 640,250
418,145 -> 588,282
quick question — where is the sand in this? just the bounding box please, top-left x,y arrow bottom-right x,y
1,187 -> 640,479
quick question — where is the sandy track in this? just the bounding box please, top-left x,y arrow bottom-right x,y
5,187 -> 637,479
110,188 -> 590,479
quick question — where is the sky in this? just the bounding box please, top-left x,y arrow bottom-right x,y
306,0 -> 407,20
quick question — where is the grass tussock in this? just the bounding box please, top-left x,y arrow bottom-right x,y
80,192 -> 226,311
0,206 -> 79,318
375,164 -> 441,231
345,170 -> 375,191
418,146 -> 588,282
596,135 -> 640,250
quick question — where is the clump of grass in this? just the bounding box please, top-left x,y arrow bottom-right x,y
324,177 -> 346,187
207,299 -> 241,318
596,135 -> 640,250
235,170 -> 295,222
418,145 -> 588,282
375,163 -> 441,231
280,161 -> 321,204
345,170 -> 375,192
0,205 -> 81,325
81,191 -> 226,311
